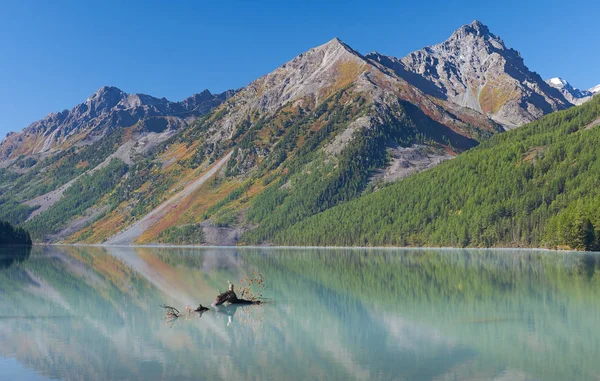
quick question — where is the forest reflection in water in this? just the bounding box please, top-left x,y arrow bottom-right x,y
0,245 -> 599,381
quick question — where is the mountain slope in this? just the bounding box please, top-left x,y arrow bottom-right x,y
103,152 -> 232,245
0,87 -> 233,237
58,37 -> 498,245
272,95 -> 600,250
368,20 -> 571,129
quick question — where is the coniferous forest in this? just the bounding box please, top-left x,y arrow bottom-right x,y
269,95 -> 600,250
0,220 -> 32,245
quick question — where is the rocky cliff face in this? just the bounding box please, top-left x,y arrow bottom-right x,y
0,87 -> 233,160
211,37 -> 499,147
368,20 -> 571,129
546,77 -> 599,105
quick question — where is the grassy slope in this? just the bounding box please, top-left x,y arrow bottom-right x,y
272,96 -> 600,250
79,84 -> 487,245
23,159 -> 128,241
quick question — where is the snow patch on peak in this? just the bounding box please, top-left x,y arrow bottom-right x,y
549,77 -> 567,87
546,77 -> 598,106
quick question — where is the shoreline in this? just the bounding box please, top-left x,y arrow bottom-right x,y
33,242 -> 596,254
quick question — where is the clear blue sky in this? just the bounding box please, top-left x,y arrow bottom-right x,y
1,0 -> 598,136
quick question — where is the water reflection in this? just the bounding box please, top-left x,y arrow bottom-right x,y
0,245 -> 30,268
0,246 -> 598,380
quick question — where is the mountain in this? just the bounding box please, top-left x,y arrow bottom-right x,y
272,95 -> 600,250
0,87 -> 233,161
96,37 -> 501,246
367,20 -> 571,129
0,36 -> 501,244
546,77 -> 600,105
0,21 -> 595,247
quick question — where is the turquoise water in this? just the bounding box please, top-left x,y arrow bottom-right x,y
0,245 -> 599,380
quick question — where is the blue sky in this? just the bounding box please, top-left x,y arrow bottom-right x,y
1,0 -> 598,136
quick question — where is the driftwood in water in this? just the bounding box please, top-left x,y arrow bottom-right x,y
160,304 -> 181,319
212,282 -> 260,306
186,304 -> 210,314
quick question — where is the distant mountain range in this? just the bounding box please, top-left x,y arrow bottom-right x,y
546,77 -> 600,105
0,20 -> 597,248
0,87 -> 234,160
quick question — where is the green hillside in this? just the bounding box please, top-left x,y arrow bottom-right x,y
270,96 -> 600,250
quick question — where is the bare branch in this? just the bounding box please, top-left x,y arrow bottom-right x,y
159,304 -> 180,314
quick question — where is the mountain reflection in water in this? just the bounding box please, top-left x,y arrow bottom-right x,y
0,246 -> 599,381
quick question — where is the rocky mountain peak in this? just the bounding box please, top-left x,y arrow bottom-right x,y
91,85 -> 122,96
368,21 -> 571,128
223,37 -> 368,122
322,37 -> 357,53
204,36 -> 381,144
436,20 -> 511,58
301,37 -> 364,63
325,37 -> 343,46
86,86 -> 127,110
451,20 -> 492,39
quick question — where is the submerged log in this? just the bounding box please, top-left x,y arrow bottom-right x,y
186,304 -> 210,315
212,290 -> 236,306
195,304 -> 210,312
212,282 -> 260,306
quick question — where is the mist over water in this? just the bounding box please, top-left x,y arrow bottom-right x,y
0,246 -> 599,381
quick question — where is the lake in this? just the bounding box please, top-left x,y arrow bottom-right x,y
0,246 -> 599,380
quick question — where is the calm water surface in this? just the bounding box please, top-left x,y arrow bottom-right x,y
0,246 -> 599,381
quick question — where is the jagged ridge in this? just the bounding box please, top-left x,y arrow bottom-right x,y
368,20 -> 571,129
0,87 -> 233,160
